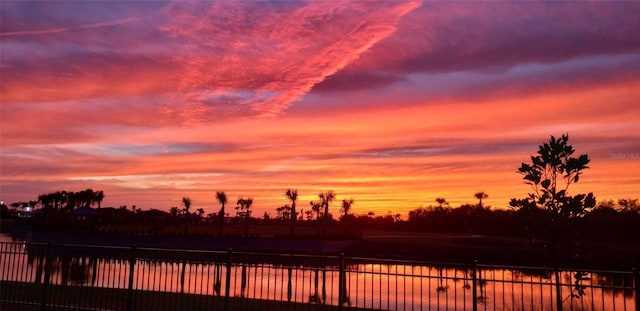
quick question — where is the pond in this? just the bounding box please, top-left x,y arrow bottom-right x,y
0,234 -> 635,310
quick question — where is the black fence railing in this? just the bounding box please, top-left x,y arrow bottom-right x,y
1,241 -> 638,311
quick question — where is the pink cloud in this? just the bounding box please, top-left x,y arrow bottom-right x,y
2,1 -> 422,129
160,1 -> 422,118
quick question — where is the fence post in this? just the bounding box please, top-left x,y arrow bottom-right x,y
126,246 -> 136,311
39,243 -> 52,311
287,254 -> 293,302
338,253 -> 345,310
224,248 -> 233,310
633,267 -> 640,311
554,267 -> 563,311
472,260 -> 477,311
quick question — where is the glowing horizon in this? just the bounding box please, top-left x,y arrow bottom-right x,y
1,1 -> 639,217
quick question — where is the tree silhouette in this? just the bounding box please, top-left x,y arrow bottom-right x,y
95,191 -> 104,210
341,199 -> 354,217
276,205 -> 290,220
309,201 -> 322,220
285,189 -> 298,222
36,189 -> 105,228
474,192 -> 488,208
80,188 -> 96,208
435,198 -> 448,209
509,134 -> 595,266
286,189 -> 298,236
510,134 -> 595,218
182,197 -> 191,235
54,191 -> 66,212
170,206 -> 179,218
216,191 -> 227,237
237,197 -> 253,237
196,208 -> 205,221
319,190 -> 336,220
38,193 -> 54,225
617,198 -> 640,213
510,134 -> 597,307
94,190 -> 105,230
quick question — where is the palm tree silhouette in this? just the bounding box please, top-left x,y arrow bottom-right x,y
276,205 -> 288,219
341,199 -> 354,217
309,201 -> 322,220
474,192 -> 488,208
196,208 -> 205,222
94,190 -> 104,231
309,201 -> 322,237
286,189 -> 298,236
237,197 -> 253,237
319,190 -> 336,220
54,191 -> 66,213
182,197 -> 191,236
38,193 -> 54,226
94,190 -> 104,210
216,192 -> 227,237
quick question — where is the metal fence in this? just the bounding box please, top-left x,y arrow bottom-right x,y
1,241 -> 638,311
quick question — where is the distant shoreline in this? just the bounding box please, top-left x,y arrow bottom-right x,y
3,231 -> 357,255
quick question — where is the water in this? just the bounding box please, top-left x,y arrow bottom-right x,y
0,235 -> 635,310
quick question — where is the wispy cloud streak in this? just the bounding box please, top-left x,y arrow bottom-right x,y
159,1 -> 421,119
0,17 -> 140,37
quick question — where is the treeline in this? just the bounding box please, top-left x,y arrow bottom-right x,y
2,189 -> 639,244
1,189 -> 104,216
406,199 -> 640,243
38,189 -> 105,212
1,189 -> 105,230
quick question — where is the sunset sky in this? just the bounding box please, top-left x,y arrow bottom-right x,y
1,1 -> 639,217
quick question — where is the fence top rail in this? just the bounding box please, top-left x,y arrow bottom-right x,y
344,255 -> 473,268
1,241 -> 132,251
0,241 -> 331,258
476,262 -> 634,275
